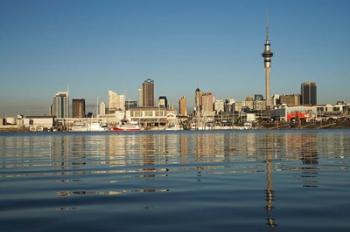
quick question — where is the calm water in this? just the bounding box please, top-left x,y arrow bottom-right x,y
1,130 -> 350,232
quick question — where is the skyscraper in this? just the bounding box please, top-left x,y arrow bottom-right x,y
195,88 -> 202,114
142,79 -> 154,107
178,96 -> 187,116
51,91 -> 69,118
158,96 -> 168,108
262,24 -> 274,108
99,102 -> 106,116
108,90 -> 125,112
138,87 -> 143,107
72,99 -> 85,118
201,92 -> 214,116
301,81 -> 317,105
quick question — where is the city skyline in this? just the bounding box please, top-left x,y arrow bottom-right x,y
1,0 -> 350,115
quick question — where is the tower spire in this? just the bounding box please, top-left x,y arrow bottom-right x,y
262,9 -> 273,109
265,8 -> 270,42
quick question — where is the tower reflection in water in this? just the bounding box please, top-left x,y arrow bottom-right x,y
264,133 -> 277,228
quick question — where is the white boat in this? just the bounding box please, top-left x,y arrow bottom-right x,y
112,121 -> 141,131
71,122 -> 107,132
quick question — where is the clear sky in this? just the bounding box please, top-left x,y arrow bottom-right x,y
0,0 -> 349,115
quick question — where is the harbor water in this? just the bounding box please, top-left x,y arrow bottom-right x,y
0,129 -> 350,231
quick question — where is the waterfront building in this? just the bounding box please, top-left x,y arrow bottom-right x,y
178,96 -> 187,116
51,91 -> 69,118
125,100 -> 138,110
99,102 -> 106,116
262,24 -> 274,108
270,105 -> 317,122
128,107 -> 177,128
158,96 -> 168,108
301,81 -> 317,105
280,94 -> 301,107
201,92 -> 215,116
72,99 -> 85,118
142,79 -> 154,107
108,90 -> 125,112
23,116 -> 54,131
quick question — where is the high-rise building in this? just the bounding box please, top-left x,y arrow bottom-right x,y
138,87 -> 143,107
99,102 -> 106,116
272,94 -> 280,106
142,79 -> 154,107
72,99 -> 85,118
158,96 -> 168,108
245,96 -> 254,110
280,94 -> 301,107
125,100 -> 137,110
301,81 -> 317,105
108,90 -> 125,112
201,92 -> 214,116
214,99 -> 225,114
51,91 -> 69,118
195,88 -> 202,114
178,96 -> 187,116
254,94 -> 264,101
224,98 -> 235,113
262,24 -> 274,108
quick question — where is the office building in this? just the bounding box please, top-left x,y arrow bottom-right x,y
178,96 -> 187,116
72,99 -> 85,118
142,79 -> 154,107
214,99 -> 225,114
245,96 -> 254,110
280,94 -> 301,107
158,96 -> 168,108
138,87 -> 143,107
201,92 -> 214,116
99,102 -> 106,116
51,91 -> 69,118
301,81 -> 317,105
254,94 -> 264,101
195,88 -> 202,114
125,100 -> 137,110
224,99 -> 235,113
108,90 -> 125,112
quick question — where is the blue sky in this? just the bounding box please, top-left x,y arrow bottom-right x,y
0,0 -> 349,115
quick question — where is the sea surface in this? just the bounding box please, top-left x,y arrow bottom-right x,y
0,129 -> 350,232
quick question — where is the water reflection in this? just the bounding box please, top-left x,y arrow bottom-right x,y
1,130 -> 350,231
0,131 -> 349,176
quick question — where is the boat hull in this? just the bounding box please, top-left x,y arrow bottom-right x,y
112,127 -> 141,132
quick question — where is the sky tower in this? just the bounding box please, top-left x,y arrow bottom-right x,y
262,24 -> 273,108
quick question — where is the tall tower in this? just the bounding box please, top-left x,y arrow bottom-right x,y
262,24 -> 273,108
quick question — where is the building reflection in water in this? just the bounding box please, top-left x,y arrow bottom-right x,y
300,134 -> 318,188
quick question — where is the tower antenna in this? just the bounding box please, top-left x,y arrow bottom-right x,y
265,7 -> 270,41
